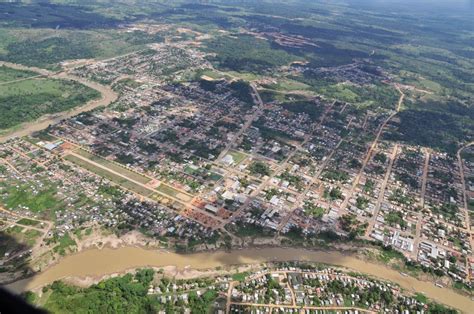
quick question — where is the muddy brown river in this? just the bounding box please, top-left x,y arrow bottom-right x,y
0,62 -> 118,143
5,247 -> 473,312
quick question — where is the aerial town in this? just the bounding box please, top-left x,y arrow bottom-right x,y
0,1 -> 473,311
1,29 -> 472,291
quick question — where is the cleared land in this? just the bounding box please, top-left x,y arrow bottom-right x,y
74,148 -> 151,184
0,65 -> 37,83
64,154 -> 154,197
0,77 -> 100,130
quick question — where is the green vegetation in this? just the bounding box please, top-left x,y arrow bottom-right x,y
278,171 -> 303,190
204,34 -> 299,73
280,100 -> 324,121
38,269 -> 219,313
363,179 -> 375,193
385,211 -> 407,228
75,149 -> 151,184
0,181 -> 60,213
5,225 -> 42,247
64,155 -> 154,197
374,153 -> 387,164
98,184 -> 123,199
384,110 -> 471,154
378,245 -> 406,264
16,218 -> 41,227
0,27 -> 163,69
388,188 -> 414,206
231,221 -> 272,238
228,150 -> 247,165
0,65 -> 36,82
156,183 -> 186,200
295,76 -> 399,109
324,186 -> 344,201
303,202 -> 325,218
322,169 -> 349,183
432,203 -> 460,221
249,161 -> 271,176
339,214 -> 368,239
232,272 -> 249,282
50,232 -> 77,256
229,80 -> 255,105
0,78 -> 100,130
356,196 -> 370,210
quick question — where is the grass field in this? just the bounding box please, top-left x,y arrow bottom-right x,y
75,149 -> 151,184
0,77 -> 100,129
16,218 -> 41,227
0,65 -> 37,83
65,155 -> 154,197
0,181 -> 61,213
228,150 -> 247,165
156,183 -> 191,202
264,79 -> 311,92
231,272 -> 249,282
52,233 -> 76,256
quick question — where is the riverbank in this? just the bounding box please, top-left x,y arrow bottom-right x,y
0,62 -> 117,143
4,246 -> 473,313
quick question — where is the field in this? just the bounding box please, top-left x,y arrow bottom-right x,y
16,218 -> 41,227
65,152 -> 191,202
0,181 -> 61,214
0,65 -> 37,83
0,77 -> 100,130
75,149 -> 151,184
156,183 -> 192,202
64,155 -> 154,197
228,150 -> 247,165
52,233 -> 77,256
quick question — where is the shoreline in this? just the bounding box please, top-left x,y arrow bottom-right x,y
0,62 -> 118,143
3,244 -> 473,313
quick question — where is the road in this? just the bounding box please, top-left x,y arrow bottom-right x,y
340,84 -> 405,211
225,269 -> 379,313
457,141 -> 474,281
364,144 -> 398,237
222,98 -> 336,232
419,149 -> 431,208
62,147 -> 227,228
277,137 -> 344,232
0,206 -> 53,262
217,83 -> 264,162
228,302 -> 376,313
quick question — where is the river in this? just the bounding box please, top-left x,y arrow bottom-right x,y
5,247 -> 473,313
0,62 -> 118,143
